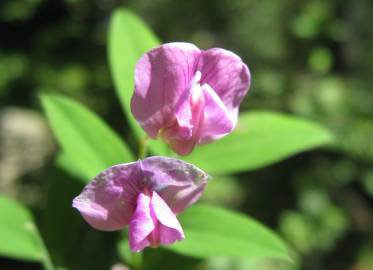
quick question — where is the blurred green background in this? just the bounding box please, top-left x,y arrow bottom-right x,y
1,0 -> 373,269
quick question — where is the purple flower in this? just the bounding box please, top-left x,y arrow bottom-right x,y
72,156 -> 209,252
131,42 -> 251,155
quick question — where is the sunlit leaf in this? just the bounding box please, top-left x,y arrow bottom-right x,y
184,111 -> 333,174
55,151 -> 90,181
168,205 -> 290,260
0,196 -> 43,261
108,8 -> 167,155
204,257 -> 298,270
41,94 -> 134,181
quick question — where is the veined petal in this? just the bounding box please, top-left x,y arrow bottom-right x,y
162,130 -> 196,156
129,193 -> 155,252
197,83 -> 235,144
162,72 -> 206,155
131,42 -> 251,155
174,71 -> 203,132
151,191 -> 184,245
140,156 -> 210,213
198,48 -> 251,115
73,157 -> 209,231
131,42 -> 201,137
128,191 -> 184,252
72,162 -> 141,231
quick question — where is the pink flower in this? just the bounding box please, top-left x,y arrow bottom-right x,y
131,42 -> 251,155
72,156 -> 209,252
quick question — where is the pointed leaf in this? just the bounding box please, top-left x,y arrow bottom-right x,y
184,111 -> 333,174
108,8 -> 167,155
0,196 -> 43,261
41,94 -> 134,180
168,205 -> 290,260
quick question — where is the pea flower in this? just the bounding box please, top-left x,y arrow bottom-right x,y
131,42 -> 251,155
72,156 -> 209,252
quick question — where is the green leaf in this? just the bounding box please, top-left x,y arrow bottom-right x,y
56,151 -> 90,180
184,111 -> 333,174
0,196 -> 43,261
108,8 -> 167,155
204,257 -> 298,270
41,94 -> 134,181
168,205 -> 290,260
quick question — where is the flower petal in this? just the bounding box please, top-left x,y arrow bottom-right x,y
198,48 -> 251,117
72,162 -> 141,231
140,156 -> 210,213
197,83 -> 235,144
151,191 -> 184,245
131,42 -> 201,138
73,157 -> 209,236
161,127 -> 196,156
129,193 -> 154,252
161,72 -> 206,155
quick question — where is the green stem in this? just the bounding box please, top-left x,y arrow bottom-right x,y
131,251 -> 143,270
138,136 -> 149,159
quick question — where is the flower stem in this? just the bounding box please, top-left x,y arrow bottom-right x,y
138,136 -> 149,159
131,251 -> 144,270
